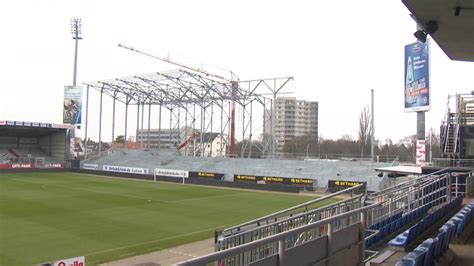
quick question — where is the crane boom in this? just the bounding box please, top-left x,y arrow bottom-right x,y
118,43 -> 233,82
118,43 -> 238,157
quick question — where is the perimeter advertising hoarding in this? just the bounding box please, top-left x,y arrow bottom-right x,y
53,256 -> 84,266
63,86 -> 83,125
103,165 -> 149,175
233,174 -> 314,186
405,41 -> 430,112
188,171 -> 224,180
154,168 -> 189,178
327,180 -> 366,193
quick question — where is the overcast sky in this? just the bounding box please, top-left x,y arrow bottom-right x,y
1,0 -> 474,143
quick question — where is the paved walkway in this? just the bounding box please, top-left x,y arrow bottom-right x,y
100,238 -> 214,266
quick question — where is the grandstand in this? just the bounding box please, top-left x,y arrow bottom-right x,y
84,149 -> 390,191
0,120 -> 72,169
174,168 -> 474,266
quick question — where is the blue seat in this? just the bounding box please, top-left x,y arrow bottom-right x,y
436,229 -> 448,255
413,246 -> 428,266
401,215 -> 408,226
401,251 -> 425,266
444,221 -> 455,244
433,235 -> 442,259
420,238 -> 436,266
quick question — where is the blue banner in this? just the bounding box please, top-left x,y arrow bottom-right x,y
63,86 -> 83,125
404,41 -> 430,112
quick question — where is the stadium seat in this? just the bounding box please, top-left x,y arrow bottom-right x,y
400,251 -> 425,266
419,238 -> 436,266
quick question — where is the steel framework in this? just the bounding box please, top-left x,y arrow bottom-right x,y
83,69 -> 293,158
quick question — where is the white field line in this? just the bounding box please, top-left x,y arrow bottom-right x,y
84,223 -> 231,257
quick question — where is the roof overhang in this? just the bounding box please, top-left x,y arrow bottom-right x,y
375,165 -> 422,175
402,0 -> 474,62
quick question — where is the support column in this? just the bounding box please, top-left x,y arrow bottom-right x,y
371,89 -> 375,161
220,100 -> 224,157
278,239 -> 285,266
359,212 -> 366,266
141,103 -> 144,149
147,103 -> 151,149
158,104 -> 162,150
327,222 -> 333,266
136,102 -> 140,148
111,93 -> 116,150
84,85 -> 89,161
98,88 -> 103,155
124,96 -> 129,149
249,101 -> 253,159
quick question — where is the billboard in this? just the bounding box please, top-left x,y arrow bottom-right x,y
103,165 -> 149,175
63,86 -> 83,125
188,171 -> 224,180
154,168 -> 189,178
327,180 -> 366,193
233,174 -> 314,187
404,41 -> 430,112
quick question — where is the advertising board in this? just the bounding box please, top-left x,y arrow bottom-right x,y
82,163 -> 99,170
233,174 -> 314,187
103,165 -> 149,175
154,168 -> 188,178
53,256 -> 85,266
405,41 -> 430,112
63,86 -> 83,125
416,140 -> 426,166
188,171 -> 224,180
327,180 -> 366,193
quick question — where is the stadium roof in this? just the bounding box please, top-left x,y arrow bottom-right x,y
0,120 -> 72,137
403,0 -> 474,61
83,69 -> 288,107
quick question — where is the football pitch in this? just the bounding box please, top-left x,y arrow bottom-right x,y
0,172 -> 333,265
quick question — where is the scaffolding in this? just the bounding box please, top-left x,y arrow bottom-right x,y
83,69 -> 293,159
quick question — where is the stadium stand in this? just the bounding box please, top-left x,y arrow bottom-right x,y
395,200 -> 474,265
85,149 -> 388,190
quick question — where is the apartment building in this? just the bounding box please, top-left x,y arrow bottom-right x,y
264,97 -> 318,152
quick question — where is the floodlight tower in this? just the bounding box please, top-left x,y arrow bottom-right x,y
71,18 -> 82,86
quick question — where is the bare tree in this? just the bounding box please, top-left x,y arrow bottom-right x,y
358,106 -> 371,158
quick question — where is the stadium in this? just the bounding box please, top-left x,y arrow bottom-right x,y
2,1 -> 474,266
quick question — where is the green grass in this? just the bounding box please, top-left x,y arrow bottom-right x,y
0,172 -> 334,265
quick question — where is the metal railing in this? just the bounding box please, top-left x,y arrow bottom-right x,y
216,184 -> 365,252
178,203 -> 380,266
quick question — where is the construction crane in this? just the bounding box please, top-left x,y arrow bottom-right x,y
118,43 -> 238,157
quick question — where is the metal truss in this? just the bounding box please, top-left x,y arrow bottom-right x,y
83,69 -> 293,158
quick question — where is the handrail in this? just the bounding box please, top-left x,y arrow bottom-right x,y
222,183 -> 365,233
219,195 -> 363,241
369,168 -> 449,197
177,203 -> 380,265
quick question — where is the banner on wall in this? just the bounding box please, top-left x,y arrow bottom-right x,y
416,140 -> 426,166
63,86 -> 83,125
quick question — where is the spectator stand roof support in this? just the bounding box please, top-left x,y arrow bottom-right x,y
83,69 -> 293,159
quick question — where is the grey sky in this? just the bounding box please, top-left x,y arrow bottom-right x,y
1,0 -> 474,143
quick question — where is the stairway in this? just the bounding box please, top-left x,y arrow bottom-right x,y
443,114 -> 459,154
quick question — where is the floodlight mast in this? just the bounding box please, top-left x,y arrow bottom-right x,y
118,43 -> 239,157
71,18 -> 82,86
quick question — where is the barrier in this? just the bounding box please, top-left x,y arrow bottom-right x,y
177,204 -> 380,266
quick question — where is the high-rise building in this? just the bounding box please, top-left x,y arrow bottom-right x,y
264,97 -> 318,152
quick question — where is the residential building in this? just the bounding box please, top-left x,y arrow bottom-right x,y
264,97 -> 318,152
